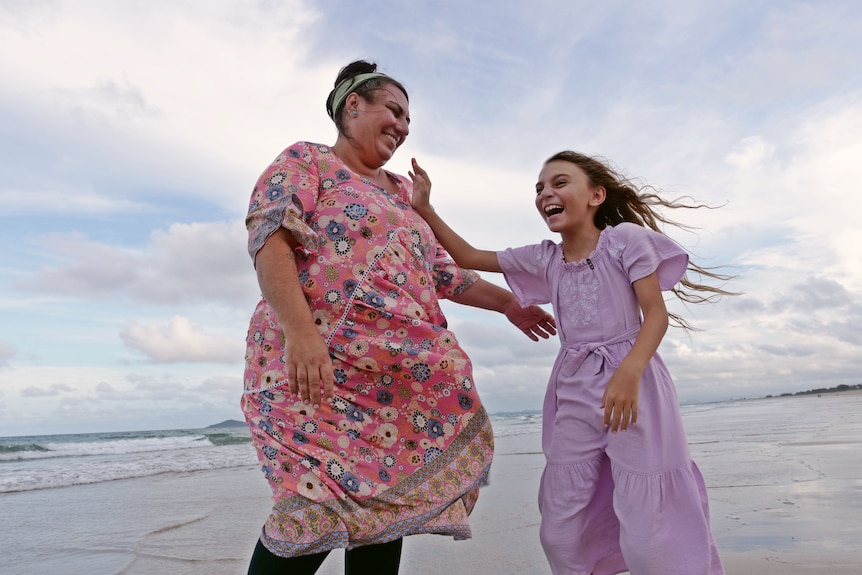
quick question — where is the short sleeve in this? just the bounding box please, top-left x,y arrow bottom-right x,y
432,253 -> 480,299
245,141 -> 323,264
612,222 -> 689,290
496,240 -> 557,306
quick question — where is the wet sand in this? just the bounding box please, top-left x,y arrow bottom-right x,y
1,393 -> 860,574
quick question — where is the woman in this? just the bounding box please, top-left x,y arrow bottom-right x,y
242,60 -> 556,574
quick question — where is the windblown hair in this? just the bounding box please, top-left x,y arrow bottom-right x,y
326,60 -> 409,134
546,150 -> 737,329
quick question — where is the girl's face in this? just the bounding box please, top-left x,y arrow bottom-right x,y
345,86 -> 410,168
534,160 -> 605,233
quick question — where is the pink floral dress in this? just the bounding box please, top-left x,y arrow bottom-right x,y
242,142 -> 494,557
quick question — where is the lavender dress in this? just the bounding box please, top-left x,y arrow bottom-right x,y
498,223 -> 724,575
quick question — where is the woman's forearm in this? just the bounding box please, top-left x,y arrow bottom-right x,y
254,226 -> 336,405
448,278 -> 514,313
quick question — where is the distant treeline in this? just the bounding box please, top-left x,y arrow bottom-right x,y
766,383 -> 862,398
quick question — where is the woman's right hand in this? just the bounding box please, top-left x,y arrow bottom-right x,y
283,324 -> 335,407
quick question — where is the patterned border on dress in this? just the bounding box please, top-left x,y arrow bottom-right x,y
260,407 -> 493,557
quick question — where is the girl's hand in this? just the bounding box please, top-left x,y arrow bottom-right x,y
601,362 -> 641,432
409,158 -> 433,213
601,272 -> 666,432
503,301 -> 557,341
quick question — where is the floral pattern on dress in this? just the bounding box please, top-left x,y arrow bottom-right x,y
557,272 -> 601,328
242,142 -> 492,557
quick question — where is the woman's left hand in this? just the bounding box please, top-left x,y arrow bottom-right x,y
503,301 -> 557,341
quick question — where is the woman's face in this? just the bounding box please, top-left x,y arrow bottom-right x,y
346,85 -> 410,167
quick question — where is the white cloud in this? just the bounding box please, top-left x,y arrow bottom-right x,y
0,0 -> 336,214
17,220 -> 258,306
0,340 -> 15,368
120,316 -> 244,364
725,136 -> 776,169
3,1 -> 862,434
19,383 -> 74,397
0,364 -> 245,435
0,190 -> 147,215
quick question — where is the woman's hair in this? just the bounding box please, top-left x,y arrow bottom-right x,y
546,150 -> 737,329
326,60 -> 409,133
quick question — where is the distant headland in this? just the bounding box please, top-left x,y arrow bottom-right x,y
766,383 -> 862,398
206,419 -> 246,429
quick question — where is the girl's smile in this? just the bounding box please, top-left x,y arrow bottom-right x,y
535,160 -> 605,237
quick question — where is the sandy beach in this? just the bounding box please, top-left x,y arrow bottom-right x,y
2,393 -> 860,574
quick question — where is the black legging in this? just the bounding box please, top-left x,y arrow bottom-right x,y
247,537 -> 403,575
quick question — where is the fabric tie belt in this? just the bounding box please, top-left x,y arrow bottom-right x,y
557,326 -> 641,377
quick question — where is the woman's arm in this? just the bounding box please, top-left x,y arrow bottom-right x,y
409,159 -> 502,273
255,227 -> 335,406
601,271 -> 669,432
450,278 -> 556,341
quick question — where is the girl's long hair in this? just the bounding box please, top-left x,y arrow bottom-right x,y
547,150 -> 737,329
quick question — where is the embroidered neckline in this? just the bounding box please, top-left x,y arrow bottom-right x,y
560,226 -> 612,269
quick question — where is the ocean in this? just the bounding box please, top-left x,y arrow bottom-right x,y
0,411 -> 544,494
1,395 -> 860,574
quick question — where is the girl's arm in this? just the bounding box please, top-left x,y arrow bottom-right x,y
410,158 -> 556,340
255,227 -> 335,406
409,158 -> 502,273
601,271 -> 669,432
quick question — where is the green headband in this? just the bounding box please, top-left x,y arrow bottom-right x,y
327,72 -> 389,119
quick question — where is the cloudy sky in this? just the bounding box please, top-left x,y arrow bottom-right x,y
2,0 -> 861,436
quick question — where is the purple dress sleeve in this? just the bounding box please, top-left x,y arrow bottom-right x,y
612,222 -> 689,289
496,240 -> 558,306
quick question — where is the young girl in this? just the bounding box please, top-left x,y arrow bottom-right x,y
409,152 -> 728,575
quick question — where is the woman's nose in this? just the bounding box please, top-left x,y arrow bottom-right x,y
398,118 -> 410,136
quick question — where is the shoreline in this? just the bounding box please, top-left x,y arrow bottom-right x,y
1,394 -> 860,574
